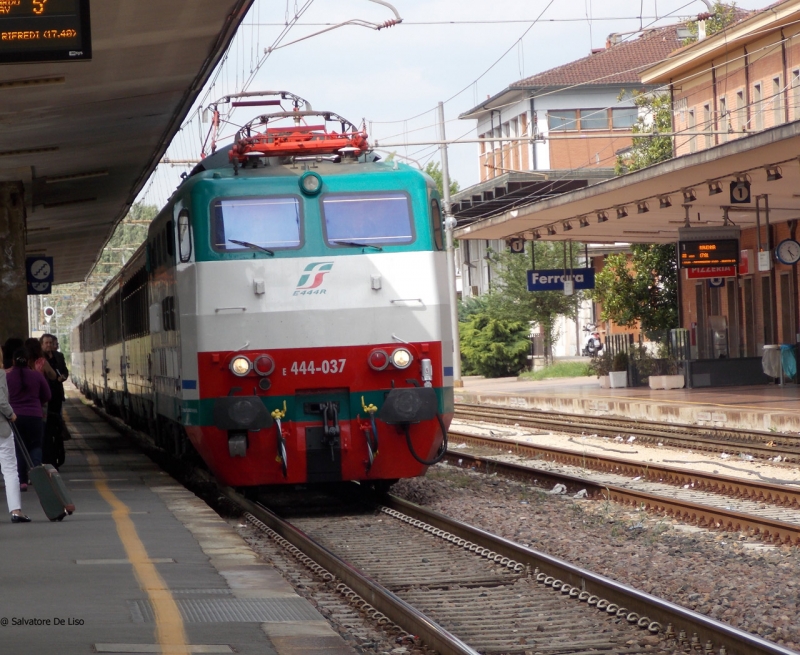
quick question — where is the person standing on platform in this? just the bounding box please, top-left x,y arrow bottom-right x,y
0,346 -> 31,522
25,337 -> 56,382
41,333 -> 68,467
2,338 -> 23,370
6,347 -> 50,491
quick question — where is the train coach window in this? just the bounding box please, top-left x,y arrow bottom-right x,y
212,196 -> 302,252
178,209 -> 192,262
431,200 -> 444,251
322,192 -> 414,247
166,221 -> 175,258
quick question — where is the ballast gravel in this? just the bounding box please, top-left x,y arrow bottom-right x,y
392,464 -> 800,652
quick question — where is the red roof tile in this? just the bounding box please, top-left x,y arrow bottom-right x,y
511,25 -> 682,88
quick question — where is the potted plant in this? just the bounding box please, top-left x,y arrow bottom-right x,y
649,354 -> 685,390
609,352 -> 629,388
588,351 -> 613,388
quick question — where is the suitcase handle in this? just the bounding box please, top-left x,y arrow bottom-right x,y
10,422 -> 35,469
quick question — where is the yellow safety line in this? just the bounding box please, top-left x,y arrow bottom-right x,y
85,449 -> 190,654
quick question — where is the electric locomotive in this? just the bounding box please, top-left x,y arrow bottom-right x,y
72,93 -> 454,488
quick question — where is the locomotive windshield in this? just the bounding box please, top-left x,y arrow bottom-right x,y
212,197 -> 302,251
322,192 -> 414,246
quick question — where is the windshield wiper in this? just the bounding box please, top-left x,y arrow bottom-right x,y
332,240 -> 383,251
228,239 -> 274,256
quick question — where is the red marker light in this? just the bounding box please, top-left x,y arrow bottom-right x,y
368,349 -> 389,371
254,354 -> 275,376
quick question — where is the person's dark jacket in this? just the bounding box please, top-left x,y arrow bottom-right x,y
45,351 -> 68,403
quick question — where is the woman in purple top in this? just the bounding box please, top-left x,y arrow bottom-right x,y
6,347 -> 51,489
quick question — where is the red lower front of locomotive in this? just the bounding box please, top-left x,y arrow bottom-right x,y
188,342 -> 451,487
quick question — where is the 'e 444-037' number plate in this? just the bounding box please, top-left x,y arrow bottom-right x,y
287,359 -> 346,375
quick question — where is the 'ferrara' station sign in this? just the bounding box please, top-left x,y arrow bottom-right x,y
0,0 -> 91,63
527,268 -> 595,292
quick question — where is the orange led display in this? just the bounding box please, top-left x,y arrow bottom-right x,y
0,0 -> 90,62
679,239 -> 740,268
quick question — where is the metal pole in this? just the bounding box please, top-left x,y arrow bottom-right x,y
438,101 -> 463,388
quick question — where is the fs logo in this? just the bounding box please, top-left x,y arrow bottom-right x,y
294,262 -> 333,296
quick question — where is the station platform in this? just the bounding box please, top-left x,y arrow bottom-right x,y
455,375 -> 800,434
0,397 -> 354,655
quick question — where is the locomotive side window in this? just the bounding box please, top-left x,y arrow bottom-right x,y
212,196 -> 302,252
177,209 -> 192,262
322,192 -> 414,247
430,199 -> 444,251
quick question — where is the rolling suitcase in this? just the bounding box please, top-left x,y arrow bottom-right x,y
12,422 -> 75,521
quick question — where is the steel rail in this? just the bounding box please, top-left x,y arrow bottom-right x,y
443,448 -> 800,545
383,494 -> 798,655
455,403 -> 800,462
216,486 -> 480,655
449,430 -> 800,508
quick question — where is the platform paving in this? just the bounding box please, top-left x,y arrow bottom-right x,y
456,375 -> 800,433
0,398 -> 355,655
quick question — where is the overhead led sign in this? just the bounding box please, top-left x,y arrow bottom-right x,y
0,0 -> 91,63
679,239 -> 740,268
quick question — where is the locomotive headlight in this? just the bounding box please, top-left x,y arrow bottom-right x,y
390,348 -> 412,369
299,171 -> 322,196
254,354 -> 275,376
230,356 -> 252,376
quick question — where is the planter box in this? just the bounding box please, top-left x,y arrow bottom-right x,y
609,371 -> 628,388
649,374 -> 685,390
598,375 -> 610,389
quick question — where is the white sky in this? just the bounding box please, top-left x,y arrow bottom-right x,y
144,0 -> 769,206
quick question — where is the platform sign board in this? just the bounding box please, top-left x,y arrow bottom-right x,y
730,180 -> 751,204
26,255 -> 53,283
686,265 -> 736,279
527,268 -> 595,292
678,226 -> 740,270
507,237 -> 525,254
27,281 -> 51,295
0,0 -> 91,63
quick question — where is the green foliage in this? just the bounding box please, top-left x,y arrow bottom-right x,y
612,352 -> 629,372
43,202 -> 159,346
615,91 -> 673,174
483,242 -> 582,362
458,294 -> 490,323
459,314 -> 530,377
591,244 -> 678,337
682,2 -> 737,45
423,161 -> 460,198
519,361 -> 590,381
588,350 -> 613,377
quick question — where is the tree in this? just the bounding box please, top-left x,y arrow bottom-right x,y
481,241 -> 583,365
459,315 -> 530,377
423,161 -> 460,198
615,91 -> 673,175
682,2 -> 738,45
591,243 -> 678,338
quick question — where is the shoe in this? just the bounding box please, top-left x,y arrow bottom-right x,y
11,513 -> 31,523
19,483 -> 27,492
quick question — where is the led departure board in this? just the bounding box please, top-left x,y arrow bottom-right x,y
679,239 -> 740,269
0,0 -> 90,63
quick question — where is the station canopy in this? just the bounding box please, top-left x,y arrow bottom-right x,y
453,120 -> 800,244
1,0 -> 251,283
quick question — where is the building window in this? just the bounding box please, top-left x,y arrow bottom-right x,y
612,107 -> 638,129
719,97 -> 728,142
773,76 -> 784,126
793,70 -> 800,120
703,104 -> 712,149
579,109 -> 609,130
753,83 -> 763,130
547,110 -> 578,131
736,90 -> 745,131
688,108 -> 696,153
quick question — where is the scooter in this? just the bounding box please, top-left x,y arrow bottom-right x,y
581,325 -> 603,357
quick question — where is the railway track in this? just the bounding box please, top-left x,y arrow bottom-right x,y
90,400 -> 799,655
455,402 -> 800,463
224,487 -> 796,655
446,430 -> 800,546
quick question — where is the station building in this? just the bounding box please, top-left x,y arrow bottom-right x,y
455,0 -> 800,385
